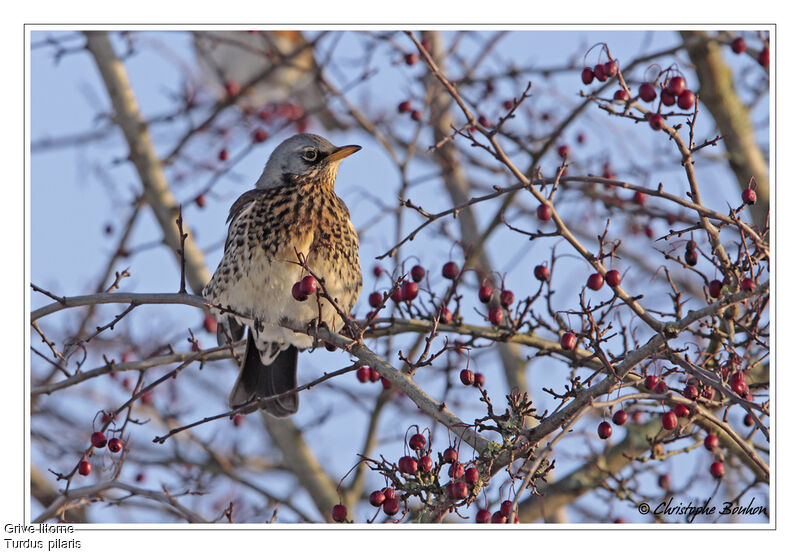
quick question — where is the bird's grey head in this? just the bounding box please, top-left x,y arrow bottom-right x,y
255,133 -> 361,189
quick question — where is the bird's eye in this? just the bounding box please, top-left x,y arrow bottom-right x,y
302,148 -> 318,162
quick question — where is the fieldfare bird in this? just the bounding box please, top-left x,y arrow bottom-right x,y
193,30 -> 345,130
203,134 -> 362,416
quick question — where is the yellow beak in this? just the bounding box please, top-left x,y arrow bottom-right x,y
325,144 -> 362,163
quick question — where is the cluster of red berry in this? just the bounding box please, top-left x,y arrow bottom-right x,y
397,100 -> 422,122
355,365 -> 391,390
291,275 -> 318,302
79,431 -> 124,477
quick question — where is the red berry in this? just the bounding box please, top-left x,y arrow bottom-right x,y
667,76 -> 686,96
442,261 -> 459,280
410,265 -> 426,282
661,411 -> 678,430
731,37 -> 746,54
373,265 -> 384,277
439,307 -> 453,324
534,264 -> 549,281
593,64 -> 608,82
741,277 -> 756,292
397,100 -> 412,113
638,82 -> 657,102
560,332 -> 577,351
537,203 -> 552,221
674,404 -> 690,418
369,490 -> 385,507
331,504 -> 348,522
451,481 -> 469,499
404,52 -> 419,65
381,377 -> 392,390
418,455 -> 433,472
709,279 -> 723,298
473,373 -> 485,388
645,375 -> 659,390
612,410 -> 628,426
658,474 -> 671,490
478,115 -> 491,127
758,48 -> 769,67
581,67 -> 594,85
291,282 -> 308,301
194,194 -> 206,208
448,461 -> 465,479
299,275 -> 318,296
420,38 -> 432,52
660,89 -> 676,106
704,434 -> 719,451
356,366 -> 371,383
465,466 -> 479,485
476,509 -> 492,523
78,460 -> 92,476
410,110 -> 422,122
648,113 -> 664,130
503,99 -> 514,111
742,188 -> 757,205
218,149 -> 229,162
499,289 -> 514,308
500,500 -> 515,517
224,80 -> 240,97
710,461 -> 725,479
744,413 -> 754,427
401,281 -> 419,301
368,291 -> 383,308
557,144 -> 570,158
491,511 -> 508,524
478,285 -> 493,303
731,377 -> 748,396
613,89 -> 630,101
409,433 -> 426,450
488,306 -> 503,326
587,273 -> 604,291
369,368 -> 380,382
257,107 -> 273,121
605,269 -> 622,287
91,431 -> 107,449
683,385 -> 699,400
108,437 -> 123,453
443,447 -> 458,464
383,497 -> 400,516
252,128 -> 268,143
655,380 -> 668,394
390,287 -> 403,303
604,60 -> 618,78
597,421 -> 612,439
633,191 -> 646,205
459,369 -> 474,386
203,315 -> 218,334
232,414 -> 243,427
383,487 -> 396,500
685,249 -> 698,266
677,90 -> 696,110
398,455 -> 418,474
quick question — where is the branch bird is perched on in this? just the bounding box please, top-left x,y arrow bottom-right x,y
203,134 -> 362,416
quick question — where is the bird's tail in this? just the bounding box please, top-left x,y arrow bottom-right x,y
229,330 -> 299,417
